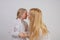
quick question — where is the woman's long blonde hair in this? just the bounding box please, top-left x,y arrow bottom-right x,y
29,8 -> 48,40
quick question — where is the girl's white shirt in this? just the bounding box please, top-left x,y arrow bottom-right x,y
9,18 -> 28,40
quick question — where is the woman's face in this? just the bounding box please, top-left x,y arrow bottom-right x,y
27,14 -> 29,19
28,11 -> 35,21
27,11 -> 31,20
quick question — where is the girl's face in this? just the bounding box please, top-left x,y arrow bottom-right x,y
21,11 -> 27,19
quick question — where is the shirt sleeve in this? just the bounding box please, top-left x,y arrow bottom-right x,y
11,24 -> 19,37
10,20 -> 26,37
19,23 -> 25,33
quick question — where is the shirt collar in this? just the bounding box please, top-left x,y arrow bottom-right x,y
17,18 -> 24,23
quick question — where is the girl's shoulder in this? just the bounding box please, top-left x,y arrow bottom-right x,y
12,19 -> 20,26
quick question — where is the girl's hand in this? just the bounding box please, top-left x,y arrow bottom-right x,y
18,32 -> 26,38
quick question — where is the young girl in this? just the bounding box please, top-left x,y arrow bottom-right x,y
10,8 -> 28,40
29,8 -> 48,40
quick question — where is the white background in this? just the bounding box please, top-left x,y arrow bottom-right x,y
0,0 -> 60,40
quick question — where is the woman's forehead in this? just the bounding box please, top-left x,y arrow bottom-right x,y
30,10 -> 39,14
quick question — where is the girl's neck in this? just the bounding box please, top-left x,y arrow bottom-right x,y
18,18 -> 24,20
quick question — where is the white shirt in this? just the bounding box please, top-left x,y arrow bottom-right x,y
10,18 -> 28,40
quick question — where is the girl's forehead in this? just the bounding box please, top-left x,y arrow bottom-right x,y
24,10 -> 27,12
23,11 -> 27,14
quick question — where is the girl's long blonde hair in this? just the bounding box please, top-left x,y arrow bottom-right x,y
29,8 -> 48,40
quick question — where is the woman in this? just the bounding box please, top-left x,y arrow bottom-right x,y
29,8 -> 48,40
